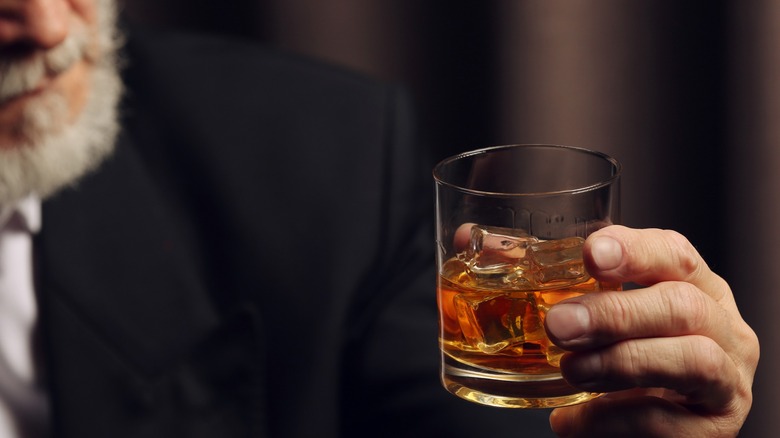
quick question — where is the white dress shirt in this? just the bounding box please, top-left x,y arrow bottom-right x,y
0,196 -> 48,437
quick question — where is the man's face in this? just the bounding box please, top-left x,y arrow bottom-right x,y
0,0 -> 98,147
0,0 -> 122,203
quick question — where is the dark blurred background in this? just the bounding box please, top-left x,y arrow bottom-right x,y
117,1 -> 776,436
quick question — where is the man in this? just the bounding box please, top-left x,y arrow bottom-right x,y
0,0 -> 758,437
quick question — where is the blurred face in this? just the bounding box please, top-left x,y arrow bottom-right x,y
0,0 -> 122,203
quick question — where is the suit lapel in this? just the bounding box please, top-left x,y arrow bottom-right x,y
33,132 -> 265,436
36,131 -> 220,378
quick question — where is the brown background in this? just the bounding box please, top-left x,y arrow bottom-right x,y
118,1 -> 776,436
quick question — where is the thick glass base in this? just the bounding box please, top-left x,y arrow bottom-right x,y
442,363 -> 602,409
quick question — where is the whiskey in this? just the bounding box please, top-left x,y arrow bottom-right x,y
439,258 -> 612,373
437,233 -> 621,408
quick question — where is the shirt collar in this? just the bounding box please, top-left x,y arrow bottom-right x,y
0,195 -> 41,233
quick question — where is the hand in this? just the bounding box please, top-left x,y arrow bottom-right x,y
544,225 -> 759,437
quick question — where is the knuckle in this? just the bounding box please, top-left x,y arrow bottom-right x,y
620,340 -> 651,378
655,281 -> 711,334
620,228 -> 703,281
685,336 -> 724,379
598,341 -> 653,387
661,229 -> 701,278
745,327 -> 761,367
586,291 -> 634,337
735,321 -> 761,372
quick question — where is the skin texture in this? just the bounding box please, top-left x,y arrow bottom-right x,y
545,225 -> 759,437
0,0 -> 97,149
0,0 -> 120,204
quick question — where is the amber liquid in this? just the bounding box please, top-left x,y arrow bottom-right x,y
438,257 -> 621,408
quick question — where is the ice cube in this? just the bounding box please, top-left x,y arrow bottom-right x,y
528,237 -> 589,286
454,292 -> 543,354
458,225 -> 539,289
544,343 -> 565,367
536,290 -> 585,366
466,225 -> 538,272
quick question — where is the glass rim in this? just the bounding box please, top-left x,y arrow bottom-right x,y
432,143 -> 622,198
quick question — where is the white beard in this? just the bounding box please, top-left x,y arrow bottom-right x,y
0,0 -> 123,204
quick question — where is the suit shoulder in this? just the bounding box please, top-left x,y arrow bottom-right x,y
122,26 -> 392,106
118,25 -> 418,196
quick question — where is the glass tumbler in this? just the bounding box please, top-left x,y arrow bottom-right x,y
433,144 -> 621,408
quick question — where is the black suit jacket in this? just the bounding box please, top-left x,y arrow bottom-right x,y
32,28 -> 554,437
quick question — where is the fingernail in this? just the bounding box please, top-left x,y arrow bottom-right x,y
590,236 -> 622,270
564,354 -> 603,388
546,303 -> 590,342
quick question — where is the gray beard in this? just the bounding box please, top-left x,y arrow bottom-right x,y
0,0 -> 123,204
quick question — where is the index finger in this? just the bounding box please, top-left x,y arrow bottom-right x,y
584,225 -> 733,305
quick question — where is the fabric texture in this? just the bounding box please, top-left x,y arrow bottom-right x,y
0,197 -> 48,438
32,26 -> 554,437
